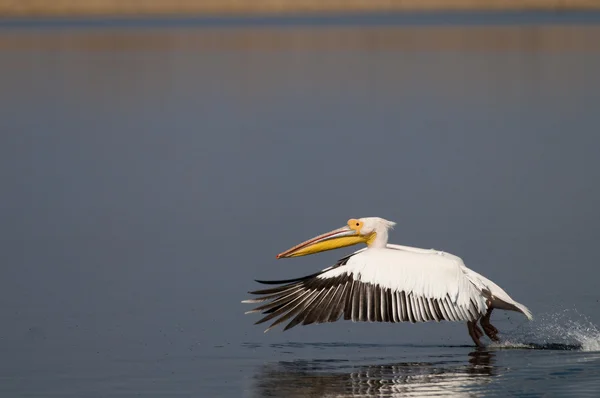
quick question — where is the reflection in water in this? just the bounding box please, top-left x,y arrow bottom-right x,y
252,350 -> 496,397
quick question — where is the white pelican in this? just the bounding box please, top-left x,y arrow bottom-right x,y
243,217 -> 532,347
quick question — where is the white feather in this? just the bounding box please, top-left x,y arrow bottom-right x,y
319,247 -> 488,315
386,243 -> 532,319
317,242 -> 531,320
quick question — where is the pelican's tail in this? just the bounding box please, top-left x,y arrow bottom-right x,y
461,267 -> 533,321
512,301 -> 533,321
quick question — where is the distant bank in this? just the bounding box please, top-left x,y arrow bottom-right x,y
1,0 -> 600,17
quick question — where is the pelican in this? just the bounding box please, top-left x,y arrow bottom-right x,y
243,217 -> 532,347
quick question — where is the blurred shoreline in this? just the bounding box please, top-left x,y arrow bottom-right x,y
1,0 -> 600,18
1,23 -> 599,52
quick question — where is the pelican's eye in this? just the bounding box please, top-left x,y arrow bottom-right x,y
348,219 -> 363,234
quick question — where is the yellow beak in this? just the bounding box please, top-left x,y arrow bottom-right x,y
276,225 -> 371,259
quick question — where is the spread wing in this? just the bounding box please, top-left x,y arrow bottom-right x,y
243,248 -> 488,332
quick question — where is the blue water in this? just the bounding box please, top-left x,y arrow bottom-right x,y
1,12 -> 600,397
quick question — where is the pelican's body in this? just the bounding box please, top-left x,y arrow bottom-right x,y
243,217 -> 532,347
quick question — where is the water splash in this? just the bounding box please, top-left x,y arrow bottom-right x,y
495,309 -> 600,352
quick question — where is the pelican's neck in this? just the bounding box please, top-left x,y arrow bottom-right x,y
367,229 -> 389,249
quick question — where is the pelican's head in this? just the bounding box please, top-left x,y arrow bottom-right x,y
276,217 -> 396,259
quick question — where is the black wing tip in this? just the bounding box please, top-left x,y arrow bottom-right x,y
246,265 -> 355,333
251,253 -> 353,287
254,278 -> 290,285
253,269 -> 328,286
282,323 -> 296,331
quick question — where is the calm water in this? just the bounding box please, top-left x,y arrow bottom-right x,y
2,12 -> 600,397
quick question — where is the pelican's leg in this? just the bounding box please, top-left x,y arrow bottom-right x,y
467,319 -> 485,347
480,307 -> 500,342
